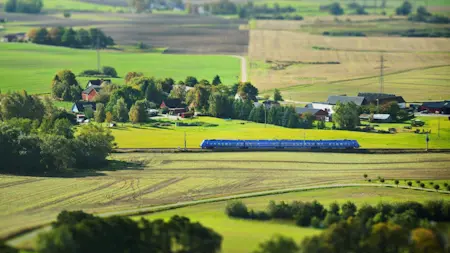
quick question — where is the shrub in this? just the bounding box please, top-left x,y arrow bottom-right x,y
63,11 -> 71,18
416,180 -> 421,184
380,178 -> 385,183
323,213 -> 340,227
225,201 -> 249,218
434,184 -> 440,191
420,183 -> 425,188
102,66 -> 118,77
407,181 -> 412,187
310,216 -> 322,228
444,183 -> 448,187
395,179 -> 399,186
396,1 -> 412,15
79,69 -> 102,76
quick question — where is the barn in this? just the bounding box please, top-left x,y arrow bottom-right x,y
419,101 -> 450,114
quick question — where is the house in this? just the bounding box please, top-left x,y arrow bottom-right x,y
71,101 -> 97,114
305,103 -> 334,115
358,93 -> 406,108
1,33 -> 27,42
168,108 -> 186,116
160,99 -> 183,109
371,114 -> 392,123
419,101 -> 450,114
295,108 -> 329,121
327,95 -> 368,106
82,85 -> 102,102
86,79 -> 111,88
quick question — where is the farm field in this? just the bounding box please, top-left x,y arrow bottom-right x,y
0,12 -> 249,54
0,43 -> 241,94
110,116 -> 450,149
141,186 -> 450,253
2,152 -> 449,247
0,0 -> 126,12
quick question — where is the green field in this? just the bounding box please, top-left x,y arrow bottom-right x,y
110,116 -> 450,149
0,43 -> 241,94
0,0 -> 126,12
140,187 -> 449,253
2,152 -> 449,241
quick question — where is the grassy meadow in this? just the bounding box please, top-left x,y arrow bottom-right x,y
3,152 -> 449,249
141,186 -> 449,253
110,116 -> 450,149
0,43 -> 241,94
0,0 -> 126,12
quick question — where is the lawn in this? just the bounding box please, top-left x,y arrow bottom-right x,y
140,186 -> 449,253
2,152 -> 449,241
0,43 -> 241,94
110,116 -> 450,149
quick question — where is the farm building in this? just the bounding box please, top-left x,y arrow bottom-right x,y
372,114 -> 393,123
327,95 -> 368,106
82,85 -> 102,102
419,101 -> 450,114
358,93 -> 406,108
305,103 -> 334,115
295,108 -> 328,121
161,99 -> 183,109
1,33 -> 27,42
86,79 -> 111,88
71,101 -> 97,113
168,108 -> 186,116
234,93 -> 258,102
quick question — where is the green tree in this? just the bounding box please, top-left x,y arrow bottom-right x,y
169,85 -> 187,101
0,91 -> 45,121
407,181 -> 412,188
273,89 -> 283,101
342,201 -> 357,219
32,27 -> 50,44
186,84 -> 212,112
396,1 -> 412,15
209,92 -> 232,118
212,75 -> 222,85
40,135 -> 75,172
417,6 -> 431,16
61,28 -> 79,48
238,82 -> 258,101
113,98 -> 129,122
225,201 -> 249,218
128,101 -> 147,124
253,235 -> 299,253
185,76 -> 199,87
84,107 -> 94,119
4,0 -> 17,12
333,101 -> 360,130
145,82 -> 162,104
124,72 -> 144,85
329,2 -> 344,15
362,222 -> 409,253
48,27 -> 66,45
52,118 -> 74,139
105,111 -> 113,124
395,179 -> 399,187
102,66 -> 117,77
76,28 -> 91,47
94,103 -> 106,123
54,70 -> 78,86
73,124 -> 115,168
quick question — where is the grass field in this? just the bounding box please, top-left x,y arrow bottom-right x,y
1,152 -> 449,240
140,186 -> 449,253
110,116 -> 450,149
0,43 -> 241,94
0,0 -> 126,12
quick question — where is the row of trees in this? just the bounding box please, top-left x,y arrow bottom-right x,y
28,27 -> 114,49
35,210 -> 222,253
0,91 -> 115,175
227,199 -> 450,229
4,0 -> 42,13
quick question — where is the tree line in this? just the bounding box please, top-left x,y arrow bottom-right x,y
0,91 -> 115,175
4,0 -> 42,13
27,27 -> 114,49
34,210 -> 221,253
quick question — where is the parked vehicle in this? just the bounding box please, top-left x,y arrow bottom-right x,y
200,139 -> 360,150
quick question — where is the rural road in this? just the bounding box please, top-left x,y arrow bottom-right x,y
6,183 -> 449,247
232,55 -> 247,82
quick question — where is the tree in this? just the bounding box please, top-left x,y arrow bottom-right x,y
95,103 -> 106,123
225,201 -> 249,218
105,111 -> 113,124
342,201 -> 357,219
364,174 -> 368,179
128,0 -> 149,13
333,101 -> 360,130
61,28 -> 79,48
128,101 -> 146,124
273,89 -> 283,102
40,135 -> 75,172
433,184 -> 440,191
145,82 -> 163,104
102,66 -> 117,77
54,70 -> 78,86
125,72 -> 144,85
420,183 -> 425,188
4,0 -> 17,12
396,1 -> 412,15
158,78 -> 175,93
407,181 -> 412,188
329,2 -> 344,15
417,6 -> 431,16
114,98 -> 129,122
209,92 -> 232,118
238,82 -> 258,101
31,27 -> 50,44
253,235 -> 298,253
76,28 -> 91,47
0,91 -> 45,121
395,180 -> 399,187
73,124 -> 115,168
356,5 -> 368,14
48,27 -> 66,45
363,222 -> 409,253
169,85 -> 187,101
410,228 -> 444,253
329,202 -> 340,215
185,76 -> 199,87
212,75 -> 222,85
84,107 -> 94,119
52,118 -> 74,139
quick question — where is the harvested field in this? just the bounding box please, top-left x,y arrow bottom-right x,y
0,12 -> 249,54
1,152 -> 449,239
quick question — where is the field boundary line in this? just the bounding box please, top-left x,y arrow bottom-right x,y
5,183 -> 449,247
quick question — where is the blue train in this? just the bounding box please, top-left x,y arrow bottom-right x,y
200,139 -> 360,150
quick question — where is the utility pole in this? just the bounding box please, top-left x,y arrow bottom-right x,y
375,54 -> 388,93
96,35 -> 101,73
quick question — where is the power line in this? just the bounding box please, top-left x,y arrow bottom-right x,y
375,53 -> 389,93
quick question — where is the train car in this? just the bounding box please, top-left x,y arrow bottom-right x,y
200,139 -> 360,150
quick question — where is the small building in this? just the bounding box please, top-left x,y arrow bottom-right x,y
168,108 -> 186,116
295,108 -> 328,121
71,101 -> 97,114
82,85 -> 102,102
358,93 -> 406,108
86,79 -> 111,88
372,114 -> 392,123
419,101 -> 450,114
327,95 -> 368,106
234,93 -> 258,102
1,33 -> 27,42
160,99 -> 183,110
305,103 -> 334,115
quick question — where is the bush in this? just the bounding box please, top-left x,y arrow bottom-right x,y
311,216 -> 322,228
225,201 -> 249,218
396,1 -> 412,15
63,11 -> 71,18
79,69 -> 102,76
323,213 -> 341,227
420,183 -> 425,188
102,66 -> 118,77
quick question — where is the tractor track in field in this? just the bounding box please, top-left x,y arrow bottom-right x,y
0,179 -> 44,189
161,159 -> 450,165
108,177 -> 187,203
20,180 -> 120,213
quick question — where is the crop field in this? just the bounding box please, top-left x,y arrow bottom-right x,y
142,186 -> 449,253
2,152 -> 449,244
0,0 -> 126,12
0,43 -> 241,94
110,116 -> 450,149
0,12 -> 249,54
